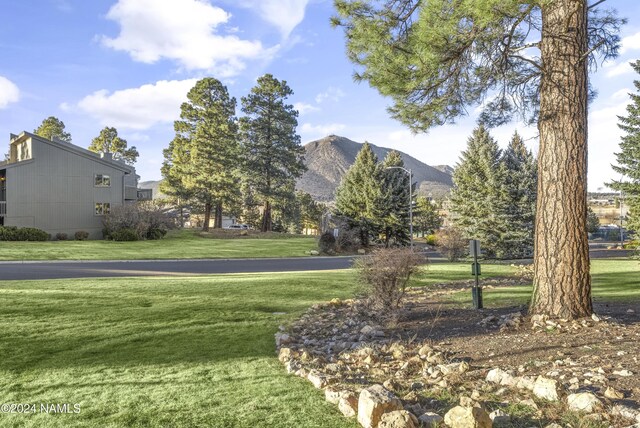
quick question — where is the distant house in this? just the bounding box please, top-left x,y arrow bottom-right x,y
0,131 -> 152,239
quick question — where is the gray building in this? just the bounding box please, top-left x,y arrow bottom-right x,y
0,131 -> 151,239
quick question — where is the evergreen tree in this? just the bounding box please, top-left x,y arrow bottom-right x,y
239,74 -> 306,232
335,143 -> 382,247
586,207 -> 600,235
450,126 -> 505,258
34,116 -> 72,143
414,197 -> 443,237
160,135 -> 194,228
608,60 -> 640,237
171,78 -> 240,231
379,150 -> 411,246
498,132 -> 537,258
333,0 -> 625,318
89,126 -> 139,165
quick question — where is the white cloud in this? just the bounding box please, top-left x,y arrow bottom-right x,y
101,0 -> 274,76
611,88 -> 631,101
243,0 -> 310,38
76,79 -> 198,130
605,61 -> 633,78
0,76 -> 20,108
293,102 -> 319,115
300,122 -> 346,137
620,31 -> 640,54
315,87 -> 345,104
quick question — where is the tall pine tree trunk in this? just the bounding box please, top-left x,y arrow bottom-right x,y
202,202 -> 212,232
214,203 -> 223,229
262,200 -> 272,232
531,0 -> 592,318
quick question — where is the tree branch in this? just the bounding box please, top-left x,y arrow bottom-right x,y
588,0 -> 608,10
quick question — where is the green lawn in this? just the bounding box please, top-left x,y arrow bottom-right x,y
444,258 -> 640,307
0,259 -> 634,427
0,229 -> 318,261
0,271 -> 360,428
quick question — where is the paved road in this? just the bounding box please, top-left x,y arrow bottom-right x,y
0,256 -> 356,281
0,247 -> 631,281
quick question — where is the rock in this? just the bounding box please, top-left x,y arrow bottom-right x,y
361,325 -> 377,335
604,386 -> 625,399
489,409 -> 510,426
532,376 -> 559,401
329,298 -> 342,306
307,370 -> 330,389
591,313 -> 601,322
519,399 -> 538,410
443,406 -> 492,428
358,385 -> 403,428
325,387 -> 342,404
515,376 -> 535,391
378,410 -> 419,428
338,392 -> 358,417
358,248 -> 367,255
613,369 -> 634,377
309,250 -> 320,256
418,412 -> 444,427
567,392 -> 603,413
278,347 -> 293,363
418,344 -> 433,357
383,379 -> 401,392
611,404 -> 640,421
486,368 -> 517,387
439,362 -> 468,376
275,332 -> 291,347
284,360 -> 300,374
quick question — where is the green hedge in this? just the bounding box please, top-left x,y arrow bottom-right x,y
0,226 -> 50,241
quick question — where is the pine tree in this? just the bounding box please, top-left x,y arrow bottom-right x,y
498,132 -> 537,258
171,78 -> 240,231
333,0 -> 625,318
586,207 -> 600,235
450,126 -> 505,258
160,135 -> 194,228
414,197 -> 443,237
379,150 -> 411,246
89,126 -> 139,165
34,116 -> 72,143
608,60 -> 640,238
239,74 -> 306,232
335,143 -> 382,247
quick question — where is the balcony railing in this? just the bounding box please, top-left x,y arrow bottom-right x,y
0,201 -> 6,216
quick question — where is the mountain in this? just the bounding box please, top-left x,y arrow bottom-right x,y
296,135 -> 453,202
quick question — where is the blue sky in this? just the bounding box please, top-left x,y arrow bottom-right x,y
1,0 -> 640,191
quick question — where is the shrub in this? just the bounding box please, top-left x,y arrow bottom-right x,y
318,231 -> 337,254
74,230 -> 89,241
355,247 -> 426,320
425,234 -> 437,246
0,226 -> 49,241
110,228 -> 139,241
103,202 -> 174,240
56,232 -> 68,241
435,227 -> 468,261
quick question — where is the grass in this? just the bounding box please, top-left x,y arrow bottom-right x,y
443,258 -> 640,307
0,259 -> 634,427
0,270 -> 359,428
0,229 -> 318,261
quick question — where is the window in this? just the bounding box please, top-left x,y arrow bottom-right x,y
95,203 -> 111,215
95,174 -> 111,187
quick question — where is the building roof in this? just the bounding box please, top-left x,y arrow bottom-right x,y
7,131 -> 134,173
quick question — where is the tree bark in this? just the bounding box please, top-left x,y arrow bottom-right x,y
262,200 -> 272,232
214,202 -> 223,229
202,202 -> 212,232
531,0 -> 592,318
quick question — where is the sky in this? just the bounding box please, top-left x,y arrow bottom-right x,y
1,0 -> 640,192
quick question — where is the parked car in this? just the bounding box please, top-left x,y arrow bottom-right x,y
225,224 -> 250,230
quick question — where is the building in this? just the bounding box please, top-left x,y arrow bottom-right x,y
0,131 -> 151,239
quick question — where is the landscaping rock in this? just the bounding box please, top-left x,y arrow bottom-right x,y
275,332 -> 291,347
325,387 -> 342,404
443,406 -> 492,428
378,410 -> 419,428
307,370 -> 330,389
604,386 -> 625,399
418,412 -> 444,426
309,250 -> 320,256
358,385 -> 403,428
532,376 -> 559,401
339,392 -> 358,417
486,368 -> 517,387
489,409 -> 510,426
567,392 -> 603,413
278,347 -> 292,363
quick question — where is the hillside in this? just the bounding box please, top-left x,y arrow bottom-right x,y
296,135 -> 453,202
